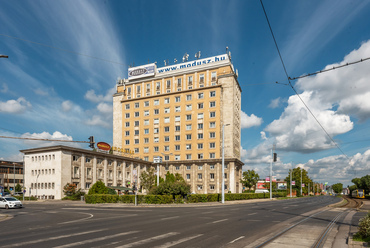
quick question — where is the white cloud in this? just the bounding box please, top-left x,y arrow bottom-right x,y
97,102 -> 112,115
268,97 -> 283,109
241,111 -> 263,129
0,83 -> 8,93
85,88 -> 115,103
85,115 -> 111,128
20,131 -> 80,148
34,88 -> 49,96
0,97 -> 31,114
260,131 -> 267,140
61,100 -> 73,112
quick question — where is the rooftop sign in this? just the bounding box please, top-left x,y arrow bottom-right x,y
156,54 -> 229,74
128,63 -> 156,80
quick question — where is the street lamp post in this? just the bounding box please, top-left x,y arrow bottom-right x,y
301,168 -> 302,196
222,124 -> 230,204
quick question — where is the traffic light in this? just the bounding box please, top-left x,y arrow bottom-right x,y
273,153 -> 277,162
88,136 -> 95,149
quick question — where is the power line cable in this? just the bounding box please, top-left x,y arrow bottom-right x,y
289,57 -> 370,80
0,135 -> 90,143
0,33 -> 125,66
260,0 -> 350,161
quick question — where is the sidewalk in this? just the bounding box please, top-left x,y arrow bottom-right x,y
348,199 -> 370,248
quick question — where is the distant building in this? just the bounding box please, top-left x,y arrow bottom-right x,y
0,160 -> 24,195
113,53 -> 243,193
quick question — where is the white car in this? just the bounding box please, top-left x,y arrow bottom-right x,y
0,197 -> 23,209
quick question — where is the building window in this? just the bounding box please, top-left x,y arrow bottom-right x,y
198,123 -> 203,129
134,148 -> 139,153
175,116 -> 181,122
198,143 -> 203,149
186,134 -> 192,140
210,164 -> 215,169
144,110 -> 149,116
154,146 -> 159,152
186,174 -> 190,179
164,126 -> 170,132
198,103 -> 203,109
73,155 -> 79,161
186,104 -> 192,111
186,144 -> 192,150
125,113 -> 130,118
134,121 -> 139,126
197,113 -> 203,119
175,155 -> 180,160
144,138 -> 149,143
136,85 -> 141,95
198,165 -> 203,170
175,166 -> 180,170
154,137 -> 159,143
125,122 -> 130,127
210,132 -> 215,138
186,94 -> 192,101
188,76 -> 193,85
164,136 -> 170,142
175,126 -> 180,132
198,92 -> 204,99
199,74 -> 204,83
186,154 -> 192,160
210,101 -> 216,108
211,71 -> 217,81
186,114 -> 192,121
175,96 -> 181,102
210,122 -> 216,128
85,157 -> 91,163
134,130 -> 139,135
144,119 -> 149,125
198,133 -> 203,139
125,140 -> 130,145
154,119 -> 159,124
177,78 -> 182,87
186,124 -> 192,130
198,153 -> 203,159
135,102 -> 139,108
175,135 -> 180,141
164,117 -> 170,123
198,173 -> 202,180
210,91 -> 216,97
210,142 -> 215,149
144,129 -> 149,134
175,145 -> 181,151
187,165 -> 191,170
175,106 -> 181,112
154,109 -> 159,115
166,80 -> 171,89
224,173 -> 227,179
144,147 -> 149,153
86,168 -> 91,178
210,153 -> 216,159
125,104 -> 130,110
164,98 -> 170,104
134,139 -> 139,144
154,99 -> 159,105
144,101 -> 149,107
156,82 -> 160,91
164,108 -> 170,114
210,173 -> 215,179
210,112 -> 216,118
210,185 -> 215,190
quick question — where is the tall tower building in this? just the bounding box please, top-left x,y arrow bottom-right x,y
113,53 -> 243,193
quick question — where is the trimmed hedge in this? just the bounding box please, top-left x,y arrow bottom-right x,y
85,192 -> 287,204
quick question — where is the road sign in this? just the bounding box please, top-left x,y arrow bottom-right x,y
292,181 -> 295,186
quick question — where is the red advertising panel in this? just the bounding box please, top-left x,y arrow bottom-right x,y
97,142 -> 111,151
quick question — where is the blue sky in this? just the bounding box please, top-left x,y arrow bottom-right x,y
1,0 -> 370,187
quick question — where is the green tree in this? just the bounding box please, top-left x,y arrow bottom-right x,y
88,181 -> 109,195
263,181 -> 277,191
332,183 -> 343,194
361,175 -> 370,194
149,172 -> 191,197
63,183 -> 77,196
139,167 -> 157,192
15,183 -> 22,192
352,178 -> 362,189
285,167 -> 312,196
240,170 -> 260,192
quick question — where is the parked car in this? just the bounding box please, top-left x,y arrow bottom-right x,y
0,197 -> 23,209
255,189 -> 269,194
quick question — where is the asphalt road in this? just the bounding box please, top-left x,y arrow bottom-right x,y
0,196 -> 341,248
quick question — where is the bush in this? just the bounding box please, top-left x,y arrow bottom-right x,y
358,213 -> 370,238
13,196 -> 37,201
88,181 -> 109,195
62,189 -> 85,201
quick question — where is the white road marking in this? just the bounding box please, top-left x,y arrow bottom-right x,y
201,211 -> 214,214
153,234 -> 203,248
54,231 -> 139,248
161,216 -> 179,221
229,236 -> 245,243
283,207 -> 289,209
115,232 -> 179,248
211,219 -> 228,224
58,212 -> 94,224
4,229 -> 106,247
248,212 -> 257,215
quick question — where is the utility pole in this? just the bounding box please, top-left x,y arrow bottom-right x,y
300,168 -> 302,196
290,169 -> 292,198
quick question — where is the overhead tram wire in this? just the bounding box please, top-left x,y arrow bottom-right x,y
0,34 -> 125,66
259,0 -> 350,161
